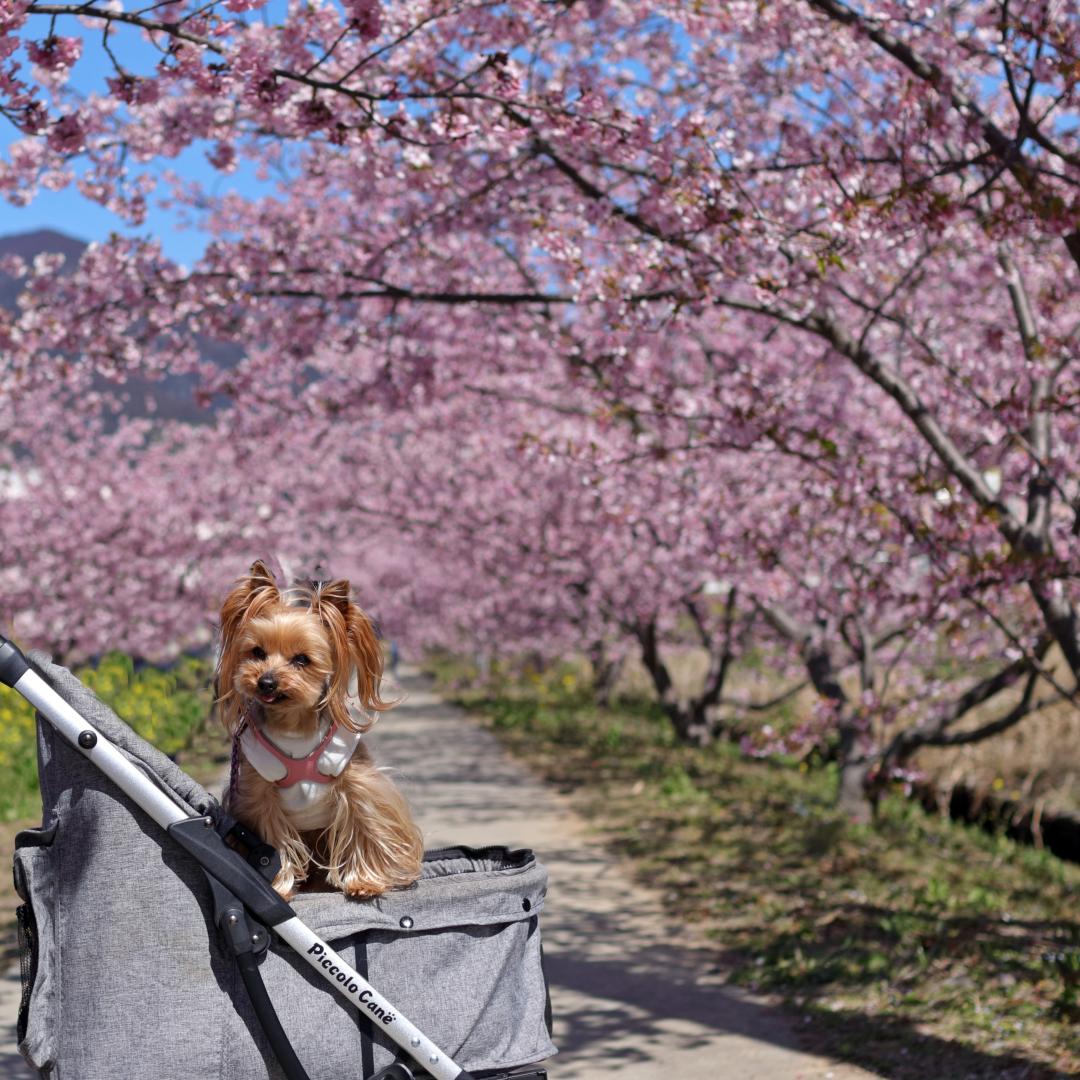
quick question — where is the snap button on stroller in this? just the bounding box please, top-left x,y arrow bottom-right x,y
1,637 -> 555,1079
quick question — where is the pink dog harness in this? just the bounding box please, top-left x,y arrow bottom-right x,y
245,720 -> 339,788
233,706 -> 365,823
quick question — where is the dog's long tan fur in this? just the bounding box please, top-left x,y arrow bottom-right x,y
216,560 -> 423,899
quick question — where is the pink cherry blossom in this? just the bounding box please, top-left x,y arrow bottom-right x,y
2,0 -> 1078,814
26,35 -> 80,72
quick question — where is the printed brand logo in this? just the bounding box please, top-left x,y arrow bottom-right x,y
306,943 -> 397,1026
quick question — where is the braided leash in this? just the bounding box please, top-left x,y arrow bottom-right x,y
227,710 -> 248,803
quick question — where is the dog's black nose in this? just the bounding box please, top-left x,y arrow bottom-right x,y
257,673 -> 278,694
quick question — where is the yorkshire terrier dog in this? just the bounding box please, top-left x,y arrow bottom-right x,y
216,560 -> 423,899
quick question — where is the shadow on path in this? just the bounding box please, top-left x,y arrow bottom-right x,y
0,968 -> 31,1079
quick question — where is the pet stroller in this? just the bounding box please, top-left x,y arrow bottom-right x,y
1,636 -> 555,1079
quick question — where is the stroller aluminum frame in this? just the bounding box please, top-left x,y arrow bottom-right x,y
1,635 -> 487,1080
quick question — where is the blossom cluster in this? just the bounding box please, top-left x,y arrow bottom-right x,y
2,1 -> 1078,788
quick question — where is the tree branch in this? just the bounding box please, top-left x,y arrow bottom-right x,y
998,245 -> 1053,549
885,636 -> 1054,760
805,0 -> 1080,273
906,672 -> 1054,750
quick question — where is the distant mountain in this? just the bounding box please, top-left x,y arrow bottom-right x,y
0,230 -> 236,423
0,229 -> 86,309
0,227 -> 86,262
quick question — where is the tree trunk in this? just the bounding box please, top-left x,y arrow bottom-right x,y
835,722 -> 874,822
587,642 -> 621,707
762,606 -> 874,822
804,627 -> 874,823
674,700 -> 718,748
633,618 -> 726,745
1029,582 -> 1080,684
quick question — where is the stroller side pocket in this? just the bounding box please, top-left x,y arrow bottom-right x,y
14,825 -> 58,1073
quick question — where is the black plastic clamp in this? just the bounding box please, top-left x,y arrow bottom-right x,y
167,816 -> 292,927
214,811 -> 282,884
0,636 -> 29,690
208,877 -> 270,959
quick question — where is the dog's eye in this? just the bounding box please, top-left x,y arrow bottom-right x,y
251,646 -> 267,661
292,654 -> 310,667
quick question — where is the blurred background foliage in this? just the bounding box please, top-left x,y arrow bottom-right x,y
0,652 -> 212,820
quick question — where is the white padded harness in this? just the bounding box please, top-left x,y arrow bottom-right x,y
240,708 -> 364,829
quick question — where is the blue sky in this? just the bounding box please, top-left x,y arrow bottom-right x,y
3,4 -> 693,263
0,5 -> 291,263
0,153 -> 251,265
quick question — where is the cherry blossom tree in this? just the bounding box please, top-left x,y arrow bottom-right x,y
2,1 -> 1078,813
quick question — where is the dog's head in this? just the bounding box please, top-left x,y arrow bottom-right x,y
215,559 -> 389,735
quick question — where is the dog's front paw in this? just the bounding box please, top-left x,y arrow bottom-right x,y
272,869 -> 303,900
332,870 -> 385,899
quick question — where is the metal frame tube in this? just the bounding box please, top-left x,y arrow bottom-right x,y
274,916 -> 462,1080
12,668 -> 192,829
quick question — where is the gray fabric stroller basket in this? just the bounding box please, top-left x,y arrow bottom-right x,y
10,652 -> 555,1080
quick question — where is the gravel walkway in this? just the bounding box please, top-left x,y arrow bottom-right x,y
378,669 -> 881,1080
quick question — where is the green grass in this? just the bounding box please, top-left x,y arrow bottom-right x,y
433,659 -> 1080,1079
0,651 -> 213,820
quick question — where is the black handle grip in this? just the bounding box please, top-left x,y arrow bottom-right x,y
0,636 -> 29,689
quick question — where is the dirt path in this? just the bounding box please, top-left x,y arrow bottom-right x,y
0,967 -> 26,1080
2,668 -> 883,1078
374,669 -> 882,1080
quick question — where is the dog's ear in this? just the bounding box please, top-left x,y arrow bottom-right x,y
215,562 -> 282,731
220,561 -> 280,638
316,578 -> 351,615
345,601 -> 388,715
314,579 -> 392,720
248,559 -> 278,588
